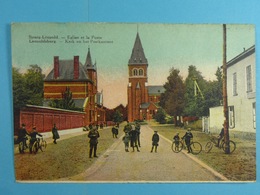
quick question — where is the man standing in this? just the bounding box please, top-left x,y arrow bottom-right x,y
52,123 -> 60,144
129,125 -> 140,152
88,127 -> 100,158
217,124 -> 225,147
17,124 -> 29,152
135,121 -> 141,147
151,130 -> 159,153
182,128 -> 193,153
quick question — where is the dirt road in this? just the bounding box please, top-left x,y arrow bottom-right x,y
61,125 -> 228,182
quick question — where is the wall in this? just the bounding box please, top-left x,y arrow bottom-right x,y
15,105 -> 85,135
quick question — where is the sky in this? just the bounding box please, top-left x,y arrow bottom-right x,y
11,23 -> 255,109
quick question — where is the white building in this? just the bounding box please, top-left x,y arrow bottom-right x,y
227,45 -> 256,133
209,45 -> 256,135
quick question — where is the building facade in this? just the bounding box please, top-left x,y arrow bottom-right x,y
226,45 -> 256,133
209,45 -> 256,134
44,48 -> 105,126
127,33 -> 165,122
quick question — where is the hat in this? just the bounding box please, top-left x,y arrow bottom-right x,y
22,124 -> 25,127
154,130 -> 158,132
33,126 -> 36,129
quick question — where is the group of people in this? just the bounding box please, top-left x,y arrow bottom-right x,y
122,121 -> 141,152
17,123 -> 60,153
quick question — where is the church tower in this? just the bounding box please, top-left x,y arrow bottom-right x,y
127,33 -> 149,122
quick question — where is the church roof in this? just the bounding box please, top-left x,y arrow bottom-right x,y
128,33 -> 148,65
44,60 -> 90,81
148,85 -> 165,95
84,48 -> 96,71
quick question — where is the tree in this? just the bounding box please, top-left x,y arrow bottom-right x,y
12,67 -> 29,110
113,110 -> 123,123
61,87 -> 76,110
184,65 -> 208,117
159,67 -> 185,126
23,64 -> 45,106
154,108 -> 166,124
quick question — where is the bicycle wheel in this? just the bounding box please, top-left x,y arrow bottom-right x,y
18,142 -> 24,153
32,142 -> 39,154
171,141 -> 183,153
221,140 -> 236,154
205,142 -> 213,153
190,142 -> 202,155
40,140 -> 47,151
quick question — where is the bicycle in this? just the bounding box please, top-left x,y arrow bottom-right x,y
172,139 -> 202,155
18,136 -> 30,153
205,136 -> 236,154
30,137 -> 47,154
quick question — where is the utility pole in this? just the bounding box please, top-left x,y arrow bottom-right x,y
222,24 -> 230,154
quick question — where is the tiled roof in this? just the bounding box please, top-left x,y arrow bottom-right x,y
128,33 -> 148,65
148,85 -> 165,95
44,60 -> 90,81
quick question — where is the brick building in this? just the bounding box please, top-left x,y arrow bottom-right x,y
44,48 -> 105,126
127,33 -> 165,122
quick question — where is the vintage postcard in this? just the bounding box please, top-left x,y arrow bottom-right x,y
12,23 -> 256,182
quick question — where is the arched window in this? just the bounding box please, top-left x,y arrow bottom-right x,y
133,68 -> 138,76
139,68 -> 144,76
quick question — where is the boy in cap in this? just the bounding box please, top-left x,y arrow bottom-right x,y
182,128 -> 193,153
151,130 -> 160,153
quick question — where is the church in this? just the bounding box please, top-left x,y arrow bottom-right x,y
127,33 -> 165,122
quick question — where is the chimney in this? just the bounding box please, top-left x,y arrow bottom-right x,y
74,56 -> 79,79
54,56 -> 59,79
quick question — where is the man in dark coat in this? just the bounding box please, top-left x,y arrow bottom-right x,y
129,125 -> 140,152
29,126 -> 42,153
182,128 -> 193,153
217,124 -> 225,147
151,130 -> 159,153
88,127 -> 100,158
135,121 -> 141,147
17,124 -> 29,151
52,123 -> 60,144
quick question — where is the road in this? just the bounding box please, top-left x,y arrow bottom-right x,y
62,125 -> 228,182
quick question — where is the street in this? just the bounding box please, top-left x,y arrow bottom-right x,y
60,125 -> 228,182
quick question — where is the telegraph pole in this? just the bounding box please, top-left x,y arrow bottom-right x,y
222,24 -> 230,154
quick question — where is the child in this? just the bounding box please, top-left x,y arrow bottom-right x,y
151,131 -> 160,153
122,132 -> 130,152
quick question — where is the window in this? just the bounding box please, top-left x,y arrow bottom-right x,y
233,72 -> 238,96
252,102 -> 256,129
133,69 -> 138,76
246,65 -> 252,92
139,69 -> 144,76
228,106 -> 235,129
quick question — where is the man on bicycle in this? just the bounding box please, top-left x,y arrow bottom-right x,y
217,124 -> 224,147
182,128 -> 193,153
17,124 -> 29,152
29,126 -> 42,153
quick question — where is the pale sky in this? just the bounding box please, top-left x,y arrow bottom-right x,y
11,23 -> 255,109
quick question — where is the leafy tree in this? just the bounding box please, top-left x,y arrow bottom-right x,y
23,64 -> 45,106
61,87 -> 76,110
160,67 -> 185,125
12,67 -> 29,110
113,110 -> 123,123
184,65 -> 208,117
154,108 -> 166,124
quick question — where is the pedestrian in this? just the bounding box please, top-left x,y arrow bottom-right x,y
173,132 -> 180,151
123,121 -> 132,134
88,127 -> 100,158
52,123 -> 60,144
17,124 -> 29,152
122,132 -> 130,152
29,126 -> 42,153
151,130 -> 159,153
135,121 -> 141,147
217,124 -> 225,147
112,123 -> 119,138
182,128 -> 193,153
129,125 -> 140,152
